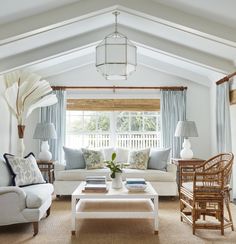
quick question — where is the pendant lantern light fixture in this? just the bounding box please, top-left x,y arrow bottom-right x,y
96,11 -> 137,80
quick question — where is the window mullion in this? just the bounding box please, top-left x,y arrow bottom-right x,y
110,112 -> 116,148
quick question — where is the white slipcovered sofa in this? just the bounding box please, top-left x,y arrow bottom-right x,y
54,150 -> 178,196
0,157 -> 54,235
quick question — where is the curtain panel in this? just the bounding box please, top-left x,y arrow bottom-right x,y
41,90 -> 66,162
160,90 -> 186,158
216,82 -> 232,152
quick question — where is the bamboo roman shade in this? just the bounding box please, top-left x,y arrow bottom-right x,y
230,90 -> 236,105
67,99 -> 160,111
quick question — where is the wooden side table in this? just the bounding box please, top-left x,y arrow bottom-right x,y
37,160 -> 55,183
171,158 -> 205,193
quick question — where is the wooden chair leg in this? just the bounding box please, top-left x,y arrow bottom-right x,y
220,200 -> 224,235
179,192 -> 184,222
32,222 -> 38,236
225,191 -> 234,231
179,199 -> 183,221
192,201 -> 196,235
46,207 -> 51,217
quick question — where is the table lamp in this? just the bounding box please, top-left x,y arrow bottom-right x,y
174,121 -> 198,159
33,123 -> 57,161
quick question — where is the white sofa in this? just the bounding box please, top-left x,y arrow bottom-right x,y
54,162 -> 178,196
0,157 -> 54,235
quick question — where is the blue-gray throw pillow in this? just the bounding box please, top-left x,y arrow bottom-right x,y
148,148 -> 171,171
63,147 -> 86,170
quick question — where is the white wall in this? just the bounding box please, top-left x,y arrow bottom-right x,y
230,104 -> 236,198
186,82 -> 211,159
24,110 -> 40,156
210,84 -> 217,155
0,76 -> 18,155
0,76 -> 10,155
0,76 -> 40,157
43,64 -> 212,159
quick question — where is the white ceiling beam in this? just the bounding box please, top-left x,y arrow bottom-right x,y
30,54 -> 94,78
0,26 -> 113,74
0,0 -> 118,45
138,55 -> 211,87
120,26 -> 234,74
1,0 -> 235,49
117,0 -> 236,47
0,25 -> 234,75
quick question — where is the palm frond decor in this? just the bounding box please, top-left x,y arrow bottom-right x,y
4,70 -> 58,156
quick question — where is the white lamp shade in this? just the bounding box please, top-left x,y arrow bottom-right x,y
33,123 -> 57,140
174,121 -> 198,138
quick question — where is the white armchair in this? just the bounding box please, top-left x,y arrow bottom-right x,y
0,157 -> 54,236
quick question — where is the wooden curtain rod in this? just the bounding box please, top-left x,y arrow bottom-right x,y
216,71 -> 236,85
51,86 -> 187,91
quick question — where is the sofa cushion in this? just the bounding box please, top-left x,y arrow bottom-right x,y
128,148 -> 150,170
4,153 -> 45,187
0,156 -> 12,186
123,168 -> 175,182
102,147 -> 115,161
63,147 -> 86,170
82,148 -> 105,169
148,148 -> 171,171
55,168 -> 175,182
22,183 -> 54,208
116,148 -> 129,163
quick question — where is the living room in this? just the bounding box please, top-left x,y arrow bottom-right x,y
0,0 -> 236,243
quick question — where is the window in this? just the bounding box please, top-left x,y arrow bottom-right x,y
66,111 -> 160,149
66,111 -> 111,148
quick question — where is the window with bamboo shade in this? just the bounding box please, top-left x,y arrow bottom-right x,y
66,99 -> 161,149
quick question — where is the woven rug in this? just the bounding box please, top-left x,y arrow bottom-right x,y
0,197 -> 235,244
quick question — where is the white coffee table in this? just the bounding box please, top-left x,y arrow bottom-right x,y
71,181 -> 158,235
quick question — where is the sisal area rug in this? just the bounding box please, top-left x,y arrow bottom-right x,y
0,197 -> 235,244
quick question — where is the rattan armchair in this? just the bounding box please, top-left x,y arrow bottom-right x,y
179,153 -> 234,235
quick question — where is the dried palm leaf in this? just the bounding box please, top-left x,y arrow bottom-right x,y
4,70 -> 57,125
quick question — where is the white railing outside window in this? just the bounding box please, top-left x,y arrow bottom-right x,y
66,132 -> 161,149
116,133 -> 161,149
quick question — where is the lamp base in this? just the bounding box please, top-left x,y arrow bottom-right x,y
180,138 -> 193,159
38,141 -> 52,161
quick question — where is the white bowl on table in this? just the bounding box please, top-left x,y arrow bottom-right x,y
125,183 -> 147,192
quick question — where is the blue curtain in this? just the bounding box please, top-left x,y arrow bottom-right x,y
161,90 -> 186,158
41,90 -> 66,162
216,82 -> 232,152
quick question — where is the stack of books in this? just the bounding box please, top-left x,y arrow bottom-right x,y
125,178 -> 147,191
82,176 -> 108,193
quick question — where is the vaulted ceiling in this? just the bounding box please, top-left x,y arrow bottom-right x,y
0,0 -> 236,87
